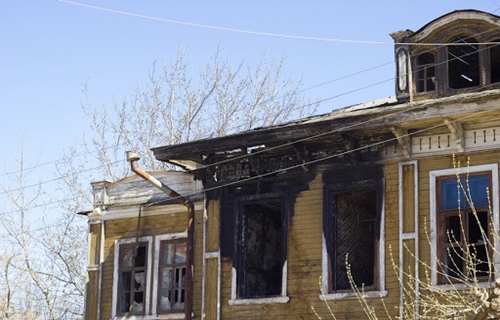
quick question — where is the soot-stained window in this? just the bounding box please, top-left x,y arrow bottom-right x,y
325,185 -> 379,292
237,198 -> 285,299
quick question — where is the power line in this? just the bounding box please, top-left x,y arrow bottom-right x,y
58,0 -> 500,46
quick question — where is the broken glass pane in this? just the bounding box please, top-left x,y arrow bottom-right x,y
174,288 -> 185,310
175,267 -> 186,287
132,292 -> 144,312
448,37 -> 479,89
159,289 -> 172,312
134,271 -> 145,291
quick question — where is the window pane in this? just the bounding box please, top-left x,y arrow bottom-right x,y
448,37 -> 479,89
175,242 -> 187,264
159,290 -> 172,312
161,243 -> 176,265
134,271 -> 145,291
445,215 -> 461,243
132,292 -> 144,312
121,271 -> 131,293
175,267 -> 186,287
174,289 -> 185,310
121,246 -> 135,268
469,244 -> 489,278
444,246 -> 464,279
490,41 -> 500,84
441,177 -> 464,210
120,292 -> 130,313
467,175 -> 489,208
135,246 -> 146,267
160,268 -> 173,290
468,211 -> 488,244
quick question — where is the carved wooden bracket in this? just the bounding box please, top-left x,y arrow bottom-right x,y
341,134 -> 358,164
443,118 -> 464,152
390,126 -> 411,159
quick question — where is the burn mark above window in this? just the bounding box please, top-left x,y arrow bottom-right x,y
448,36 -> 480,89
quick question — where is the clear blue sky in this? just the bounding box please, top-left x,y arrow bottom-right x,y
0,1 -> 497,183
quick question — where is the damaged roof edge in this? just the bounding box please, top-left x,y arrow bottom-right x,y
151,90 -> 500,162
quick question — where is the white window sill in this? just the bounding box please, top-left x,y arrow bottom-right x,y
428,281 -> 493,292
319,290 -> 388,301
111,313 -> 188,320
228,296 -> 290,306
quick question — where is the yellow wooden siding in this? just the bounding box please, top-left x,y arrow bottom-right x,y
85,270 -> 99,320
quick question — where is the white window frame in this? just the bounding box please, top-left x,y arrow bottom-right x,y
112,236 -> 153,319
320,183 -> 387,300
152,232 -> 188,318
429,163 -> 499,288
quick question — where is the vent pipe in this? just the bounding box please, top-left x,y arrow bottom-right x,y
126,151 -> 194,320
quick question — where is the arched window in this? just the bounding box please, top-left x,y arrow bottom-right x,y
416,52 -> 435,93
490,40 -> 500,84
448,36 -> 479,89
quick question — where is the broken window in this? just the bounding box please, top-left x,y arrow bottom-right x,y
437,173 -> 492,284
118,242 -> 148,315
158,239 -> 187,313
326,187 -> 378,291
416,52 -> 436,92
448,36 -> 480,89
237,198 -> 285,299
490,40 -> 500,84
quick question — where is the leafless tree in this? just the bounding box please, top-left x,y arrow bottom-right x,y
0,47 -> 316,319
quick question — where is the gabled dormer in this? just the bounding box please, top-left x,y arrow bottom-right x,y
392,10 -> 500,102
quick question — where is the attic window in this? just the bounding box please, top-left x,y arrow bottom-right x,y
416,52 -> 436,92
490,41 -> 500,84
448,37 -> 480,89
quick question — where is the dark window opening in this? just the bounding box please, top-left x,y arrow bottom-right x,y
438,173 -> 492,284
416,53 -> 436,92
118,243 -> 147,315
158,240 -> 187,313
490,40 -> 500,84
448,37 -> 480,89
330,189 -> 377,291
238,199 -> 283,298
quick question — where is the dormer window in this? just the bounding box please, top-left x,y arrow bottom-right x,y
392,10 -> 500,102
448,36 -> 480,89
416,52 -> 436,92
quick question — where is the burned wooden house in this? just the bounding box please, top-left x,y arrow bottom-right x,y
82,9 -> 500,320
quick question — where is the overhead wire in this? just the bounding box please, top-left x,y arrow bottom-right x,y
58,0 -> 500,46
5,5 -> 500,179
2,7 -> 500,200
